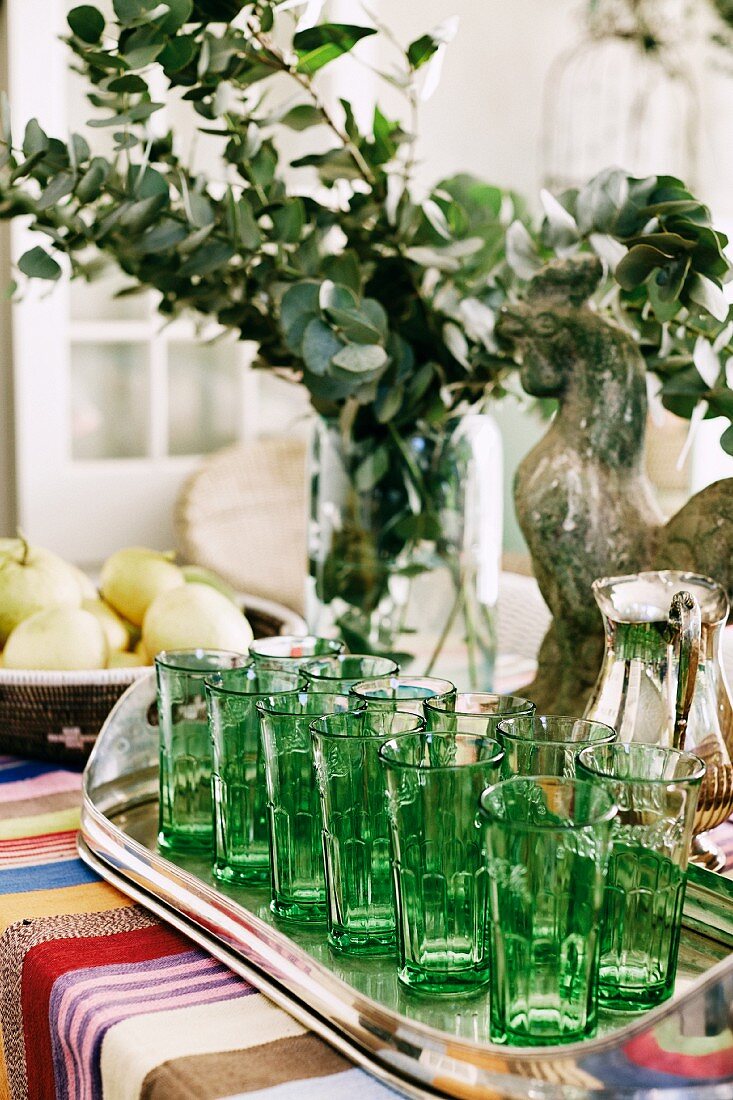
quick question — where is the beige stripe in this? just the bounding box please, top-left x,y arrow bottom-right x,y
0,789 -> 81,820
100,993 -> 306,1100
140,1033 -> 350,1100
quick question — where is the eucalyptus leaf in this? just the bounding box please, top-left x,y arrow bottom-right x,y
18,246 -> 61,280
36,172 -> 76,211
68,5 -> 105,43
355,444 -> 389,490
294,23 -> 377,75
279,104 -> 325,131
281,282 -> 320,333
301,317 -> 343,375
331,343 -> 387,373
177,239 -> 234,276
22,119 -> 49,158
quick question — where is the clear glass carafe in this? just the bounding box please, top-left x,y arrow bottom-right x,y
584,571 -> 733,777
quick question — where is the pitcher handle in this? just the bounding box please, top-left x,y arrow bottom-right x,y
669,590 -> 701,752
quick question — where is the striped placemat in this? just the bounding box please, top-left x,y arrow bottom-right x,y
0,755 -> 400,1100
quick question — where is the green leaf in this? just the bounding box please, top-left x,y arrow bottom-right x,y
319,279 -> 358,314
158,0 -> 193,33
361,299 -> 388,339
331,344 -> 388,373
22,119 -> 49,158
160,34 -> 197,72
686,273 -> 730,323
227,192 -> 260,250
290,147 -> 363,183
281,282 -> 320,333
119,193 -> 168,231
271,198 -> 305,244
615,244 -> 675,290
113,0 -> 159,22
322,252 -> 361,294
138,218 -> 188,253
177,239 -> 235,277
279,104 -> 324,131
121,26 -> 167,67
375,384 -> 403,423
293,23 -> 377,75
575,168 -> 627,235
406,33 -> 439,69
106,74 -> 149,93
721,423 -> 733,456
88,102 -> 164,127
301,318 -> 343,375
36,172 -> 76,210
128,163 -> 169,199
75,157 -> 110,201
18,246 -> 61,281
354,444 -> 389,491
70,133 -> 90,165
68,5 -> 105,43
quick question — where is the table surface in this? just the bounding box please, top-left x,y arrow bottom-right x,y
3,754 -> 733,1100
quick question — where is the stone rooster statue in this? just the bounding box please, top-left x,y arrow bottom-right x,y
496,254 -> 733,714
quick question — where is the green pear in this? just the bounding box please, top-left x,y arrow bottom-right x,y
100,547 -> 185,627
182,564 -> 238,605
3,607 -> 108,670
0,536 -> 82,646
142,582 -> 253,660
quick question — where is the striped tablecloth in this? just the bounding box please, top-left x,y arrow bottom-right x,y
3,754 -> 733,1100
0,756 -> 400,1100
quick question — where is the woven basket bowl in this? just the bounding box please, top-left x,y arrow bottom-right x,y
0,593 -> 305,767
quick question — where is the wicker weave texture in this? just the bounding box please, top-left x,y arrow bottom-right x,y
174,439 -> 308,615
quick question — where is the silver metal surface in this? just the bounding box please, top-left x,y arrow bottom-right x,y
80,674 -> 733,1099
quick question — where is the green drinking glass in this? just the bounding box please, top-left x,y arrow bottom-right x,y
311,710 -> 424,956
379,730 -> 503,996
155,649 -> 249,854
424,692 -> 535,736
249,635 -> 344,673
351,676 -> 456,719
205,665 -> 303,886
301,654 -> 399,693
256,690 -> 363,923
498,715 -> 616,778
480,776 -> 616,1046
576,742 -> 705,1012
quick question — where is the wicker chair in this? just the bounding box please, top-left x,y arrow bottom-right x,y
174,438 -> 308,615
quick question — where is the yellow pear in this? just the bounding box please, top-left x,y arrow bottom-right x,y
142,583 -> 253,660
107,650 -> 149,668
67,563 -> 98,600
82,598 -> 131,653
3,607 -> 108,670
100,547 -> 184,627
0,536 -> 81,646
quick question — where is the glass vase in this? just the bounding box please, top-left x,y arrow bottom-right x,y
306,414 -> 502,690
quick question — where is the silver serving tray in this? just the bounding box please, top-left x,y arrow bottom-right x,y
79,674 -> 733,1099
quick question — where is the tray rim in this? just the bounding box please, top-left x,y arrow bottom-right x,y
79,674 -> 733,1099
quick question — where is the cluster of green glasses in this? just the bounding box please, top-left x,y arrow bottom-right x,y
155,643 -> 705,1048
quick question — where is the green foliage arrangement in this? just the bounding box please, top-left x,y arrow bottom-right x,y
0,0 -> 731,663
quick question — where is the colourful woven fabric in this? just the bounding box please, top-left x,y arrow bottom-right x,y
2,752 -> 733,1100
0,755 -> 400,1100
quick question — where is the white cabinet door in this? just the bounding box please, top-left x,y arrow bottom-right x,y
7,0 -> 309,566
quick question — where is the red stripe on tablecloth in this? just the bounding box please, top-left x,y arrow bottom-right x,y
22,923 -> 191,1100
623,1030 -> 733,1079
0,832 -> 78,857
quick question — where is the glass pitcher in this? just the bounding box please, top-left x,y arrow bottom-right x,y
584,571 -> 733,771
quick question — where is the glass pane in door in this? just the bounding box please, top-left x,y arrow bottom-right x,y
71,342 -> 150,460
167,342 -> 242,456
